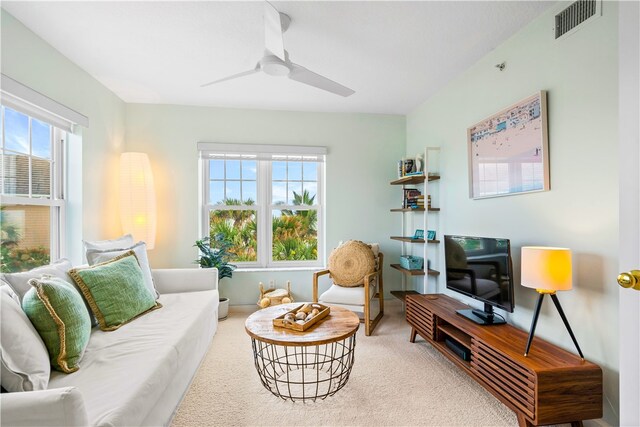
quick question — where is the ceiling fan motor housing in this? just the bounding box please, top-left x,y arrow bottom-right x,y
260,53 -> 292,76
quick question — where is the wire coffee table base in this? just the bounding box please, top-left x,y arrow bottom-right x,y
245,304 -> 360,403
250,335 -> 356,402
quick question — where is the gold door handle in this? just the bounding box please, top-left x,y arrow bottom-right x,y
617,270 -> 640,290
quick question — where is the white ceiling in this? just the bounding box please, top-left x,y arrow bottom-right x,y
3,1 -> 554,115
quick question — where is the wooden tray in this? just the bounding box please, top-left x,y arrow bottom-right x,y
273,303 -> 330,332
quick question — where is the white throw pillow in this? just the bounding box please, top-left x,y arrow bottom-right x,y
85,241 -> 158,299
0,286 -> 50,392
83,234 -> 135,252
2,259 -> 73,302
2,259 -> 98,327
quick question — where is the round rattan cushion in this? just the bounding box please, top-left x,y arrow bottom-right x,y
328,241 -> 375,287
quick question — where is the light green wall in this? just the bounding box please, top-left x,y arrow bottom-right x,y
1,9 -> 125,262
406,2 -> 619,424
124,103 -> 405,303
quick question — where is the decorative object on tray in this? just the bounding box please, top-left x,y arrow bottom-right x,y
400,255 -> 424,271
468,91 -> 549,199
258,280 -> 293,308
412,229 -> 424,240
273,303 -> 330,331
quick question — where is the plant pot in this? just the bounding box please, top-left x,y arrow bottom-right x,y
218,297 -> 229,321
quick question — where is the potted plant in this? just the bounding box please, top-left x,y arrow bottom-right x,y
194,234 -> 236,320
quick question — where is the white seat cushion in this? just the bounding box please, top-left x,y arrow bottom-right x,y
48,290 -> 217,426
319,282 -> 376,306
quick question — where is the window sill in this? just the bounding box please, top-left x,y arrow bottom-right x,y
235,266 -> 326,273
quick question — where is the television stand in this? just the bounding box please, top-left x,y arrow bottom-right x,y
406,294 -> 602,427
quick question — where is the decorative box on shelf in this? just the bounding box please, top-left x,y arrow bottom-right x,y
400,255 -> 424,270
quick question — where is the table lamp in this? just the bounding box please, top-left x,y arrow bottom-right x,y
521,246 -> 584,359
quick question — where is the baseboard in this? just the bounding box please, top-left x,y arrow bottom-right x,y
584,418 -> 611,427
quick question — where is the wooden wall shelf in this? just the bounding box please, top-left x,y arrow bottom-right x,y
390,175 -> 424,185
390,236 -> 441,244
406,294 -> 603,427
390,208 -> 440,213
391,208 -> 424,212
390,264 -> 440,276
391,236 -> 424,243
389,174 -> 441,186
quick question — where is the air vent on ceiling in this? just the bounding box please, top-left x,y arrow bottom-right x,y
555,0 -> 601,39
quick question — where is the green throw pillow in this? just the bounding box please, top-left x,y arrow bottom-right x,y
68,251 -> 161,331
22,276 -> 91,373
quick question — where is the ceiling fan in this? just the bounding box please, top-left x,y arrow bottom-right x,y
201,2 -> 355,97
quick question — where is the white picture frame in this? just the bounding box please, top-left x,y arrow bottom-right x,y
468,91 -> 550,199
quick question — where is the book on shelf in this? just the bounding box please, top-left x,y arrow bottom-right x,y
402,188 -> 423,208
403,188 -> 421,197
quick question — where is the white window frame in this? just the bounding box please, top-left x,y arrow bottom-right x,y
1,106 -> 66,262
199,143 -> 326,270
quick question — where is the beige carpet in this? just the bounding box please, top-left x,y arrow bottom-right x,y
171,300 -> 517,427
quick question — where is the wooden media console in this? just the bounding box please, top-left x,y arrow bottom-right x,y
406,294 -> 602,427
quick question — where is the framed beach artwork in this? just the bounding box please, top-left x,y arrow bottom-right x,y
468,91 -> 549,199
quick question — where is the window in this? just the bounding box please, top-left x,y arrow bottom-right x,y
477,162 -> 509,196
520,162 -> 544,192
200,143 -> 325,269
1,106 -> 65,273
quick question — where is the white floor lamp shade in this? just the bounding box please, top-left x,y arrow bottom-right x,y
120,152 -> 156,249
521,246 -> 572,292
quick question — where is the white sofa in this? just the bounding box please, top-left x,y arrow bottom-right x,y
1,268 -> 219,427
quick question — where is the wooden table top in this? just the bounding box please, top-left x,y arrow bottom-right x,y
245,303 -> 360,346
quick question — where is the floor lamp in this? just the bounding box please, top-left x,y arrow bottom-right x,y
120,152 -> 156,249
521,246 -> 584,360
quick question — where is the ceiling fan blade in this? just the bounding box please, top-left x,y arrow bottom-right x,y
264,2 -> 285,61
200,66 -> 260,88
288,63 -> 355,97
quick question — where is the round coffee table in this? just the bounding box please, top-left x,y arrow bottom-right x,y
245,304 -> 360,402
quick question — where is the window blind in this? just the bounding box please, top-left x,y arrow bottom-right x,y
1,74 -> 89,132
198,142 -> 327,162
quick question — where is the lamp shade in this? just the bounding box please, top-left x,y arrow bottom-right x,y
521,247 -> 572,291
120,152 -> 156,249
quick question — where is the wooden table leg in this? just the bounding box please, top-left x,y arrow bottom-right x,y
516,411 -> 584,427
410,327 -> 417,343
516,413 -> 534,427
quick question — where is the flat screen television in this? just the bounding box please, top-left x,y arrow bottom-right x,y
444,235 -> 515,325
